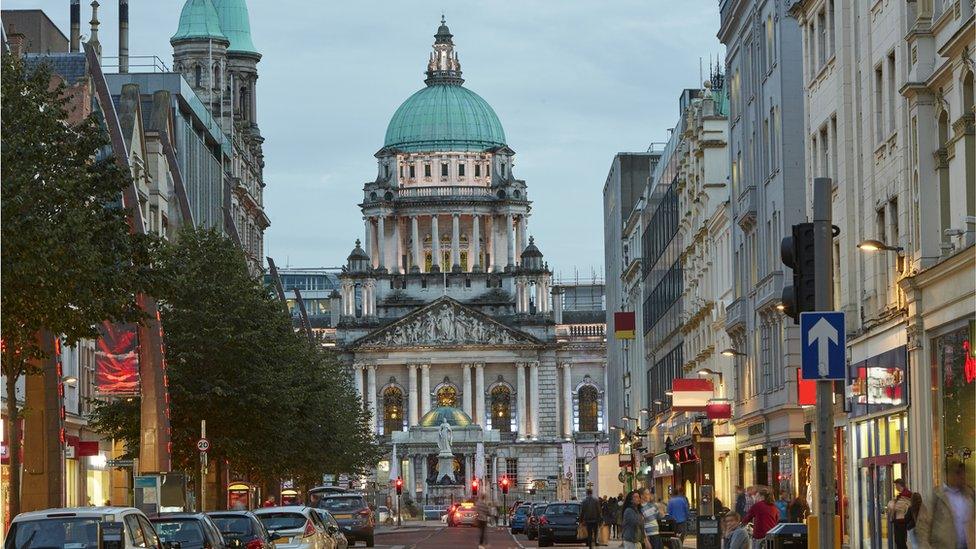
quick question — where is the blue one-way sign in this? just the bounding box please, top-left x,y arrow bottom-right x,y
800,311 -> 846,380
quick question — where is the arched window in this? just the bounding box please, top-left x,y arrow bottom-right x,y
578,385 -> 599,432
212,64 -> 220,90
489,385 -> 512,432
382,386 -> 404,435
194,64 -> 202,88
240,86 -> 250,121
436,385 -> 458,407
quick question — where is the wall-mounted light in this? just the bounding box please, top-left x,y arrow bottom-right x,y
720,348 -> 746,357
62,375 -> 78,387
857,239 -> 903,252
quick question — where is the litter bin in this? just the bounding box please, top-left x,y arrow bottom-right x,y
764,523 -> 808,548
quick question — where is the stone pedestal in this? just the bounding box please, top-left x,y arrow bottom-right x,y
436,452 -> 456,484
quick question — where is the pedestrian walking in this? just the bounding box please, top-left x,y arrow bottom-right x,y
788,495 -> 808,522
742,488 -> 779,549
581,488 -> 603,549
615,495 -> 624,538
666,487 -> 691,542
475,495 -> 491,548
887,478 -> 913,549
734,486 -> 748,516
775,492 -> 790,523
261,496 -> 276,508
620,490 -> 645,549
915,460 -> 975,549
905,492 -> 923,549
639,487 -> 663,549
602,496 -> 615,543
722,512 -> 750,549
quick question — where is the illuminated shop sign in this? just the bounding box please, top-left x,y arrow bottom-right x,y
847,346 -> 908,417
669,445 -> 699,464
652,453 -> 674,478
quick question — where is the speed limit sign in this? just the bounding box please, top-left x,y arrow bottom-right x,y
197,438 -> 210,452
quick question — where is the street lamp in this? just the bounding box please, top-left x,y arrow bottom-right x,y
61,375 -> 78,387
720,348 -> 746,357
857,239 -> 903,252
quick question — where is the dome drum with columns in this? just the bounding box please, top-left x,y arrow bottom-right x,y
336,19 -> 608,504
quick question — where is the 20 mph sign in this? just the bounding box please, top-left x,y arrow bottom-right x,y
197,438 -> 210,452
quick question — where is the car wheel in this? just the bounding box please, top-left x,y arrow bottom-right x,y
538,538 -> 553,547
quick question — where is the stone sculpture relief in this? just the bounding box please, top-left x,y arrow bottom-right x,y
364,302 -> 524,347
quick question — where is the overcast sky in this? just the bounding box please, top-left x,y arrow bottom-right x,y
8,1 -> 724,280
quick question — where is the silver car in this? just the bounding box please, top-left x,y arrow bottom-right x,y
254,506 -> 332,549
5,507 -> 166,549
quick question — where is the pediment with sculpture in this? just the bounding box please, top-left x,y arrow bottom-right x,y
352,297 -> 540,349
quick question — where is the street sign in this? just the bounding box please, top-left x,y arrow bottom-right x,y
106,459 -> 134,468
801,311 -> 845,380
197,438 -> 210,452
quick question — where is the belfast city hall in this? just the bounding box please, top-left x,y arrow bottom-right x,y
333,18 -> 609,505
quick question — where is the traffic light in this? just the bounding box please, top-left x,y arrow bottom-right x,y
471,478 -> 479,496
395,476 -> 403,495
500,476 -> 510,495
781,223 -> 816,323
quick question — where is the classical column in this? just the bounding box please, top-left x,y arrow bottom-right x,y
451,213 -> 461,271
516,362 -> 527,439
515,216 -> 524,265
392,216 -> 402,274
515,278 -> 525,313
528,361 -> 539,439
353,363 -> 364,406
364,217 -> 373,262
475,362 -> 486,428
561,364 -> 573,439
472,215 -> 482,271
506,213 -> 516,269
431,214 -> 441,272
411,216 -> 421,272
408,364 -> 419,426
362,280 -> 372,316
376,215 -> 386,271
420,364 -> 431,416
367,364 -> 378,434
462,363 -> 473,417
535,280 -> 545,314
520,216 -> 529,255
489,216 -> 501,272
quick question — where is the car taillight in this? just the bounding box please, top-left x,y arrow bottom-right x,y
245,539 -> 263,549
539,515 -> 549,525
303,520 -> 316,536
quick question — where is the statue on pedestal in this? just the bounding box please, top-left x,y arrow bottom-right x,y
436,418 -> 457,484
437,418 -> 453,455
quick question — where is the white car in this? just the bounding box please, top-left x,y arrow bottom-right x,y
375,506 -> 392,525
4,506 -> 169,549
254,506 -> 332,549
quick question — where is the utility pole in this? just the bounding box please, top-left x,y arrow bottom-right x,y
200,419 -> 207,512
812,177 -> 836,549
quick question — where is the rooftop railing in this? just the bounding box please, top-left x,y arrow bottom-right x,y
397,185 -> 495,198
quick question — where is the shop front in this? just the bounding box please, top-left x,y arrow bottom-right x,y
847,345 -> 909,549
651,452 -> 675,499
930,323 -> 975,484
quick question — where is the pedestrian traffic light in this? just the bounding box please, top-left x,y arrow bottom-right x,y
471,478 -> 479,496
500,476 -> 510,495
781,223 -> 816,323
395,476 -> 403,495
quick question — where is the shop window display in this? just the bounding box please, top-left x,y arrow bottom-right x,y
932,325 -> 976,483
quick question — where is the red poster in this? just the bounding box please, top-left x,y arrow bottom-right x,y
95,322 -> 140,394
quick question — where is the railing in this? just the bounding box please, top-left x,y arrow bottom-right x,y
100,55 -> 171,73
568,323 -> 606,337
397,185 -> 495,198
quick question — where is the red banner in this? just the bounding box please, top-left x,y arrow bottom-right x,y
672,378 -> 714,411
614,312 -> 636,339
797,368 -> 816,406
706,400 -> 733,419
95,322 -> 140,394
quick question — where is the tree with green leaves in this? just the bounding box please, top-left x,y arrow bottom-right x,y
1,53 -> 156,517
91,227 -> 380,498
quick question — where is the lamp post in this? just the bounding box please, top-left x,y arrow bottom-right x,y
856,239 -> 904,252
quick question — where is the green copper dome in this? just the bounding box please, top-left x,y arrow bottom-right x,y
211,0 -> 258,55
384,84 -> 506,153
171,0 -> 227,43
419,406 -> 473,428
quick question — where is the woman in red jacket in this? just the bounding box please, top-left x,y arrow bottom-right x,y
742,488 -> 780,547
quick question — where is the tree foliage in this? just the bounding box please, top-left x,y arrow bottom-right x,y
91,227 -> 380,485
1,52 -> 156,517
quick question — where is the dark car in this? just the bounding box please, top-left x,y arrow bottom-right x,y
151,513 -> 231,549
422,504 -> 446,521
524,502 -> 550,540
208,511 -> 275,549
317,493 -> 374,547
509,504 -> 531,534
537,502 -> 582,547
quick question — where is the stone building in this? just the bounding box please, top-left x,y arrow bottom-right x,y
334,19 -> 608,504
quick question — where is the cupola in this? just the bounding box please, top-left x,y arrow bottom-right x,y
346,239 -> 370,273
521,236 -> 544,271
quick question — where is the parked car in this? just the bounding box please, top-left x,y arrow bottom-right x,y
254,506 -> 331,549
422,504 -> 446,521
451,501 -> 479,527
151,513 -> 233,549
537,502 -> 582,547
316,493 -> 374,547
375,506 -> 392,525
524,502 -> 550,540
208,510 -> 276,549
509,504 -> 531,534
311,509 -> 349,549
4,507 -> 167,549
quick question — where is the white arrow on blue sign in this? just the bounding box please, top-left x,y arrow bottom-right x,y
800,311 -> 846,380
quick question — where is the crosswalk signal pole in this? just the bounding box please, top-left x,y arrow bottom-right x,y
813,177 -> 836,549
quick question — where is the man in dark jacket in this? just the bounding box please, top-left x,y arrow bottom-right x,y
734,485 -> 747,516
581,488 -> 602,549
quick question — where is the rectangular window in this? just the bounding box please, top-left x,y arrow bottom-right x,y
475,164 -> 481,177
820,126 -> 829,177
576,458 -> 588,494
409,164 -> 416,178
875,65 -> 884,142
876,208 -> 888,305
458,163 -> 465,177
506,458 -> 519,487
887,51 -> 896,136
818,10 -> 827,67
828,0 -> 836,55
441,163 -> 449,177
424,164 -> 431,178
770,108 -> 778,170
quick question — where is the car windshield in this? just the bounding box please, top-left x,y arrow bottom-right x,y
151,520 -> 205,544
256,513 -> 307,531
208,516 -> 253,536
319,497 -> 365,512
515,506 -> 530,515
5,519 -> 101,549
377,507 -> 390,513
546,504 -> 580,516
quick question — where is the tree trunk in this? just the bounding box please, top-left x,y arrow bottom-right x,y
5,367 -> 22,519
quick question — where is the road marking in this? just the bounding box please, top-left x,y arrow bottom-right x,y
508,528 -> 526,548
406,526 -> 445,549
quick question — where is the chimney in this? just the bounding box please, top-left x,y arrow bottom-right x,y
87,0 -> 101,62
69,0 -> 80,52
118,0 -> 128,72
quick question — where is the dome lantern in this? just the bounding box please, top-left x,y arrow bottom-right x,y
347,239 -> 370,273
521,236 -> 544,271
